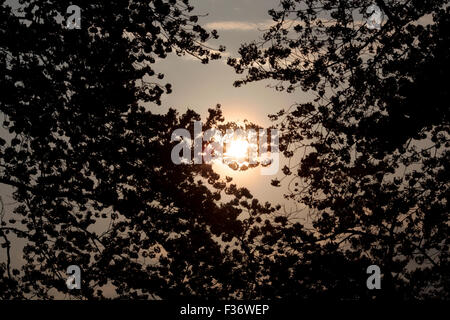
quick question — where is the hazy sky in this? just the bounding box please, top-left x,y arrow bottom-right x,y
0,0 -> 307,277
152,0 -> 309,210
0,0 -> 303,214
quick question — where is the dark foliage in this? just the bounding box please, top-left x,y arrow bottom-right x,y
0,0 -> 282,299
1,0 -> 448,300
229,0 -> 449,299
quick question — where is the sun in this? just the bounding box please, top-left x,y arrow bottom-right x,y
225,138 -> 249,161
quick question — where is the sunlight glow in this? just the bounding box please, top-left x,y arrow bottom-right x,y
225,139 -> 249,160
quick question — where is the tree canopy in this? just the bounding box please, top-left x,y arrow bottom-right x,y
0,0 -> 448,300
0,0 -> 281,299
229,0 -> 449,299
